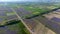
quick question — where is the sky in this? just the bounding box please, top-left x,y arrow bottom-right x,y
0,0 -> 39,2
0,0 -> 60,2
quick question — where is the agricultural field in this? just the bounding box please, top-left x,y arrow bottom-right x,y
0,3 -> 31,34
0,2 -> 60,34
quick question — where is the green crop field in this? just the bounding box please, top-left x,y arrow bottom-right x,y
15,20 -> 30,34
6,20 -> 30,34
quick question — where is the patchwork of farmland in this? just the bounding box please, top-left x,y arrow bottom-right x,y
43,9 -> 60,23
0,2 -> 59,34
0,4 -> 30,34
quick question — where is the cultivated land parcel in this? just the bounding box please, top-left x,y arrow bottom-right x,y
0,2 -> 60,34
